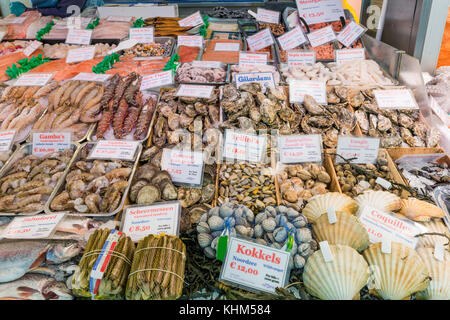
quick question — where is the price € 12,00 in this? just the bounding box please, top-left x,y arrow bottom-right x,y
230,261 -> 259,275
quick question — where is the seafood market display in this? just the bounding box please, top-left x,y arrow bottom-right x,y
125,234 -> 186,300
48,143 -> 135,215
0,3 -> 447,302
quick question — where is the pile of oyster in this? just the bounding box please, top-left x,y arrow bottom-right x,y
334,151 -> 401,197
197,203 -> 255,259
254,206 -> 318,270
149,87 -> 222,165
294,88 -> 358,148
218,162 -> 277,213
220,83 -> 298,134
341,87 -> 441,148
130,163 -> 216,232
277,163 -> 331,211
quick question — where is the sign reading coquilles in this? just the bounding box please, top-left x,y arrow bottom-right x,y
220,237 -> 290,294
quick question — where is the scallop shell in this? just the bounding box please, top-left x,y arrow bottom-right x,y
355,191 -> 402,213
302,193 -> 358,223
303,245 -> 369,300
400,198 -> 445,222
417,219 -> 450,249
416,247 -> 450,300
313,211 -> 370,252
363,242 -> 430,300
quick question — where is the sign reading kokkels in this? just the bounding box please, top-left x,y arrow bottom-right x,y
220,237 -> 290,294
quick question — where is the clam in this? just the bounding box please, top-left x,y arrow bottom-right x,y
400,198 -> 445,222
363,242 -> 430,300
208,216 -> 224,231
313,211 -> 370,252
302,193 -> 358,223
198,233 -> 213,248
196,221 -> 210,234
303,245 -> 369,300
262,217 -> 276,232
355,191 -> 402,213
416,247 -> 450,300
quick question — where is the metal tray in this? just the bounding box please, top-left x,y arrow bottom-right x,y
40,38 -> 123,45
125,36 -> 176,59
44,141 -> 142,217
175,62 -> 230,86
0,142 -> 80,216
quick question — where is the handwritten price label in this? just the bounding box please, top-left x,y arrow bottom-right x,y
178,11 -> 204,27
278,135 -> 322,164
66,46 -> 96,63
277,26 -> 307,51
178,35 -> 203,48
296,0 -> 345,25
256,8 -> 280,24
220,237 -> 290,294
336,137 -> 380,164
289,80 -> 327,104
287,51 -> 316,67
336,21 -> 366,47
307,25 -> 337,47
223,130 -> 267,163
14,73 -> 53,87
247,28 -> 274,51
129,27 -> 154,44
239,52 -> 268,68
0,131 -> 15,152
161,149 -> 203,186
335,48 -> 365,64
23,41 -> 42,57
140,71 -> 173,90
2,213 -> 66,239
176,84 -> 214,98
88,140 -> 140,161
65,29 -> 92,45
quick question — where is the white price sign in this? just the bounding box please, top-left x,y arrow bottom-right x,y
337,21 -> 366,47
129,27 -> 154,44
220,237 -> 290,294
374,89 -> 419,110
140,71 -> 173,91
0,131 -> 15,152
0,17 -> 27,25
177,35 -> 203,48
14,73 -> 53,87
122,202 -> 181,242
287,51 -> 316,67
358,206 -> 427,249
161,149 -> 204,186
247,28 -> 274,51
278,135 -> 322,164
176,84 -> 214,99
65,29 -> 92,45
336,137 -> 380,164
23,41 -> 42,57
66,46 -> 96,63
2,213 -> 66,239
256,8 -> 280,24
296,0 -> 345,25
307,25 -> 337,47
107,16 -> 132,22
214,42 -> 241,52
335,48 -> 365,64
178,11 -> 204,27
89,140 -> 140,161
223,130 -> 267,163
277,26 -> 307,51
239,52 -> 268,68
192,61 -> 224,69
32,132 -> 71,157
72,73 -> 112,82
0,31 -> 5,42
235,72 -> 276,92
289,80 -> 327,104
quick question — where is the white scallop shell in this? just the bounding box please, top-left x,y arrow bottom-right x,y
302,193 -> 358,223
355,191 -> 402,213
417,219 -> 450,249
416,247 -> 450,300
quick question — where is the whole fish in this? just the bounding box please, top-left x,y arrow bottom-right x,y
0,274 -> 73,300
0,240 -> 81,283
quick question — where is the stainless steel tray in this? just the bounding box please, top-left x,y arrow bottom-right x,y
44,141 -> 142,217
0,142 -> 80,216
127,36 -> 176,59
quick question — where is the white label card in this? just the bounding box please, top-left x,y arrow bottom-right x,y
319,241 -> 334,262
2,213 -> 66,239
335,48 -> 365,64
327,207 -> 337,224
161,149 -> 204,186
178,35 -> 203,48
307,25 -> 337,48
214,42 -> 241,52
247,28 -> 274,52
337,21 -> 366,47
277,26 -> 307,51
66,46 -> 96,63
0,131 -> 15,152
176,84 -> 214,99
89,140 -> 140,161
376,177 -> 392,190
0,17 -> 27,25
220,237 -> 290,294
289,80 -> 327,105
140,71 -> 173,91
256,8 -> 280,24
65,29 -> 92,45
235,72 -> 276,92
107,16 -> 132,22
23,41 -> 42,57
14,73 -> 53,87
381,238 -> 392,254
287,10 -> 301,28
0,31 -> 5,42
296,0 -> 345,25
32,132 -> 71,157
358,206 -> 427,249
192,61 -> 224,69
239,52 -> 268,68
278,134 -> 322,164
72,73 -> 112,82
336,137 -> 380,164
287,51 -> 316,67
178,11 -> 204,27
223,130 -> 267,163
122,202 -> 181,242
374,89 -> 419,110
129,28 -> 154,44
434,243 -> 445,262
